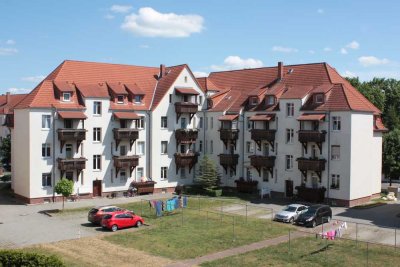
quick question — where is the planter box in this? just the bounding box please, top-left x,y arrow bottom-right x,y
235,180 -> 258,194
130,181 -> 156,195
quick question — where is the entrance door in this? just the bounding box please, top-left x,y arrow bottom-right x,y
93,180 -> 102,197
285,180 -> 294,197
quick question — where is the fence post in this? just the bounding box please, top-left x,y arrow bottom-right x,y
395,228 -> 397,250
245,204 -> 248,223
366,242 -> 369,267
141,199 -> 143,217
233,216 -> 235,241
206,210 -> 208,225
356,223 -> 358,246
181,206 -> 184,226
288,229 -> 291,255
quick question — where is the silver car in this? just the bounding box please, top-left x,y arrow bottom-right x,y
274,204 -> 308,224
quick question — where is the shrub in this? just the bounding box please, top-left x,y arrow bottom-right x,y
0,250 -> 64,267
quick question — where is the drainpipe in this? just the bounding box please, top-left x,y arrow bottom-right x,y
52,106 -> 56,202
146,111 -> 151,180
240,112 -> 245,178
326,111 -> 331,204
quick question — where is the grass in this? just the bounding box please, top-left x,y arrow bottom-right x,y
201,236 -> 400,267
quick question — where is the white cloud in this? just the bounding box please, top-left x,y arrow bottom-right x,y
308,50 -> 315,54
346,41 -> 360,50
110,5 -> 133,13
0,47 -> 18,56
323,47 -> 332,52
343,70 -> 356,78
7,87 -> 30,94
139,44 -> 150,49
5,39 -> 15,45
121,7 -> 204,38
317,9 -> 324,14
340,48 -> 348,54
193,71 -> 208,77
104,14 -> 115,20
211,56 -> 263,71
272,46 -> 298,53
21,75 -> 45,83
358,56 -> 390,67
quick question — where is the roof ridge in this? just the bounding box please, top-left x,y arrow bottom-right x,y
61,59 -> 159,69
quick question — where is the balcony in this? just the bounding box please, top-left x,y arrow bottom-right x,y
219,129 -> 239,149
174,152 -> 199,173
249,155 -> 275,176
250,129 -> 276,150
298,130 -> 326,143
113,155 -> 139,175
297,158 -> 326,179
57,157 -> 86,177
113,128 -> 139,150
175,102 -> 198,123
219,154 -> 239,174
175,129 -> 199,144
57,129 -> 87,153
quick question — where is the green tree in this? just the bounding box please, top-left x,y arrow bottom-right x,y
196,155 -> 221,191
55,178 -> 74,210
383,129 -> 400,185
0,134 -> 11,170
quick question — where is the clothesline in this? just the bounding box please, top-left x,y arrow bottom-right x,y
149,196 -> 188,217
318,220 -> 348,240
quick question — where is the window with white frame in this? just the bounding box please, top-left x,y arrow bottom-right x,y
42,115 -> 51,129
331,145 -> 340,160
286,129 -> 294,144
180,168 -> 186,178
229,168 -> 235,178
184,76 -> 188,83
332,116 -> 341,131
42,143 -> 51,157
93,101 -> 101,115
120,145 -> 127,156
267,96 -> 275,105
120,170 -> 127,181
62,92 -> 71,102
117,95 -> 124,104
286,103 -> 294,117
137,167 -> 144,179
198,95 -> 203,105
285,155 -> 293,170
137,117 -> 145,129
246,167 -> 252,180
93,127 -> 101,142
93,155 -> 101,170
161,141 -> 168,154
249,97 -> 258,106
315,94 -> 324,103
262,168 -> 269,182
331,174 -> 340,189
134,95 -> 142,104
247,117 -> 253,130
210,140 -> 213,154
199,140 -> 203,152
161,167 -> 167,180
161,117 -> 168,128
246,141 -> 254,153
137,141 -> 145,155
210,117 -> 213,129
42,173 -> 51,187
199,117 -> 203,128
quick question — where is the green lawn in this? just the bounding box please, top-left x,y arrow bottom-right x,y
201,236 -> 400,267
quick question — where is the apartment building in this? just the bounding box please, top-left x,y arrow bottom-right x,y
198,62 -> 387,207
10,60 -> 205,204
0,92 -> 27,140
9,60 -> 386,206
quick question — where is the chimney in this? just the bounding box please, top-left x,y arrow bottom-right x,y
159,64 -> 166,78
6,92 -> 10,104
278,62 -> 284,80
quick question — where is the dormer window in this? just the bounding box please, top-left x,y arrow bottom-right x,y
249,97 -> 258,106
315,94 -> 324,104
184,76 -> 188,83
62,92 -> 71,102
134,95 -> 142,104
117,95 -> 124,104
267,96 -> 275,105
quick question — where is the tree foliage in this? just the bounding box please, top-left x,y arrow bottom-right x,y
55,178 -> 74,209
383,129 -> 400,180
0,134 -> 11,169
195,155 -> 221,191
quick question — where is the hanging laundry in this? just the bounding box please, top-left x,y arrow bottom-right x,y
174,198 -> 179,209
183,196 -> 188,208
155,201 -> 163,217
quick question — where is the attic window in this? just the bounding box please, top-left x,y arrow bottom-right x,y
117,95 -> 124,104
184,76 -> 188,83
134,95 -> 142,104
62,93 -> 71,102
267,96 -> 275,105
249,97 -> 258,106
315,94 -> 324,104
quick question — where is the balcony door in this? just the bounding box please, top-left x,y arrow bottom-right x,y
120,145 -> 127,156
120,119 -> 127,128
64,119 -> 73,129
263,143 -> 269,156
229,144 -> 235,154
181,118 -> 187,129
285,180 -> 293,197
66,144 -> 73,159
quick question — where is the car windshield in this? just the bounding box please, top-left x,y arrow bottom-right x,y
283,206 -> 297,212
304,207 -> 317,215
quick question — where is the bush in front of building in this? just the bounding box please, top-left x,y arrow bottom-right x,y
0,250 -> 64,267
195,155 -> 222,197
54,178 -> 74,210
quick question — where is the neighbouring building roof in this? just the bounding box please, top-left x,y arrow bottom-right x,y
0,93 -> 29,115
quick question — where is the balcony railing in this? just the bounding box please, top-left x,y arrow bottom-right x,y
250,129 -> 276,142
57,157 -> 86,177
249,155 -> 276,169
113,155 -> 139,175
219,154 -> 239,166
298,130 -> 326,143
113,128 -> 139,150
175,129 -> 199,143
297,158 -> 326,172
57,128 -> 86,141
174,152 -> 199,173
175,102 -> 198,114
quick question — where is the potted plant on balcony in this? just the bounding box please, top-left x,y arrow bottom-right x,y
195,155 -> 222,197
234,177 -> 258,193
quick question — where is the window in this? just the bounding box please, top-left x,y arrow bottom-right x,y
137,117 -> 145,129
93,128 -> 101,142
198,95 -> 203,105
229,168 -> 235,178
161,141 -> 168,154
180,168 -> 186,178
161,167 -> 167,180
199,140 -> 203,152
120,145 -> 127,156
286,129 -> 294,144
249,97 -> 258,106
267,96 -> 275,105
136,167 -> 144,179
210,117 -> 213,129
169,94 -> 172,103
93,155 -> 101,170
184,76 -> 188,83
332,116 -> 341,131
42,173 -> 51,187
41,143 -> 51,157
246,141 -> 254,153
134,95 -> 142,104
247,117 -> 253,130
331,145 -> 340,160
117,95 -> 124,104
64,119 -> 73,129
181,118 -> 187,129
262,168 -> 269,182
199,117 -> 203,128
120,120 -> 127,128
210,140 -> 213,154
161,117 -> 168,128
137,141 -> 145,155
93,101 -> 101,115
331,174 -> 340,189
42,115 -> 51,129
63,92 -> 71,102
285,155 -> 293,170
205,117 -> 208,130
286,103 -> 294,117
65,172 -> 73,181
315,94 -> 324,103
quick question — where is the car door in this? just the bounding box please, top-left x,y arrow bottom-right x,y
295,206 -> 304,219
125,213 -> 134,227
115,214 -> 125,228
316,209 -> 323,224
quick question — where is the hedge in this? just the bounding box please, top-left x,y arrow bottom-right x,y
0,250 -> 64,267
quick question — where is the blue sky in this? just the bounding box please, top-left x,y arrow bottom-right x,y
0,0 -> 399,94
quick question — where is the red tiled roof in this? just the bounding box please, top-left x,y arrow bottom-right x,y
218,114 -> 239,121
280,85 -> 314,99
75,83 -> 110,98
125,83 -> 145,95
196,77 -> 222,93
53,80 -> 75,92
58,111 -> 87,119
297,113 -> 326,121
0,94 -> 29,115
107,82 -> 128,95
175,87 -> 199,95
249,114 -> 275,121
113,112 -> 140,120
374,116 -> 388,132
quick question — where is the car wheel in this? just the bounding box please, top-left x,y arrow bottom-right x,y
289,217 -> 294,224
136,221 -> 142,228
111,224 -> 118,232
312,220 -> 316,228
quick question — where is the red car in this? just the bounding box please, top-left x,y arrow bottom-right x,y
101,211 -> 144,232
88,206 -> 126,225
